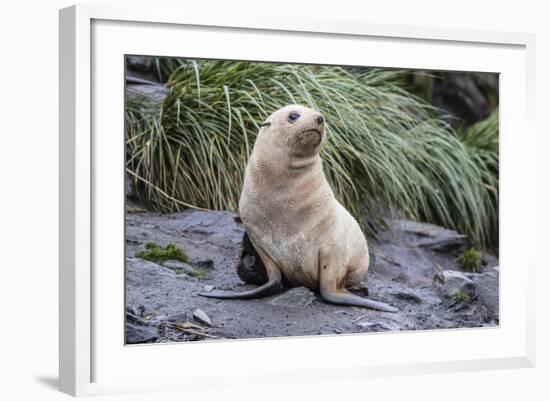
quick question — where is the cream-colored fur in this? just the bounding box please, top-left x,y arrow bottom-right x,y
239,104 -> 369,291
201,104 -> 397,311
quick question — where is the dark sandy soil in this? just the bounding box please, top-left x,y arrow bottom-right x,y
124,208 -> 499,344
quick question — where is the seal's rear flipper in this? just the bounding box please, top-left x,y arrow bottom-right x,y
320,290 -> 398,313
318,248 -> 398,313
198,279 -> 283,300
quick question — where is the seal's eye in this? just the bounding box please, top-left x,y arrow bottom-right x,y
287,112 -> 300,123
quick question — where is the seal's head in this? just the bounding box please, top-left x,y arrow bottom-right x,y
260,105 -> 326,157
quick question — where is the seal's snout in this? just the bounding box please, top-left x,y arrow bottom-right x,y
316,115 -> 324,125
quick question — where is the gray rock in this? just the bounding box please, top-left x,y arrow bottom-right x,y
432,72 -> 496,127
481,253 -> 499,270
267,287 -> 316,308
126,80 -> 169,105
471,271 -> 499,319
357,320 -> 401,331
164,313 -> 187,323
370,243 -> 437,286
126,323 -> 158,344
125,313 -> 158,344
126,257 -> 177,286
433,270 -> 476,300
126,56 -> 154,73
391,220 -> 467,252
193,309 -> 213,327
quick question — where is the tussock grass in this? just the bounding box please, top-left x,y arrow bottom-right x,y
460,110 -> 499,245
126,59 -> 498,246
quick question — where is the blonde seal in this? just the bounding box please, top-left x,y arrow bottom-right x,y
200,105 -> 397,312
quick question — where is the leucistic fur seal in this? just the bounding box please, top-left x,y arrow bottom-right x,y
199,105 -> 397,312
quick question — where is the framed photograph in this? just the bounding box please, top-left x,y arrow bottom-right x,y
59,4 -> 536,396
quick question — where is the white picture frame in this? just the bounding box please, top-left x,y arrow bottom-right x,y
59,3 -> 536,397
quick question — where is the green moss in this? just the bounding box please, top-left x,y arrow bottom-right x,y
457,248 -> 481,273
186,270 -> 208,280
452,290 -> 471,303
173,268 -> 207,279
136,242 -> 190,264
170,267 -> 207,280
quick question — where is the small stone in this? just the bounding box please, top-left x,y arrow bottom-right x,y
267,287 -> 316,308
193,308 -> 213,327
203,285 -> 214,292
433,270 -> 476,300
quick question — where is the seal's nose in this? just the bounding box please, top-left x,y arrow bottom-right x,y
316,115 -> 324,125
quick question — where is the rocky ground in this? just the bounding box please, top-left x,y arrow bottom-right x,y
125,208 -> 499,344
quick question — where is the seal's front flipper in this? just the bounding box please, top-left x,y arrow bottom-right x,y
198,279 -> 283,299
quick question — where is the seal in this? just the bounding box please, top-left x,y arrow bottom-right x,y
199,105 -> 397,312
